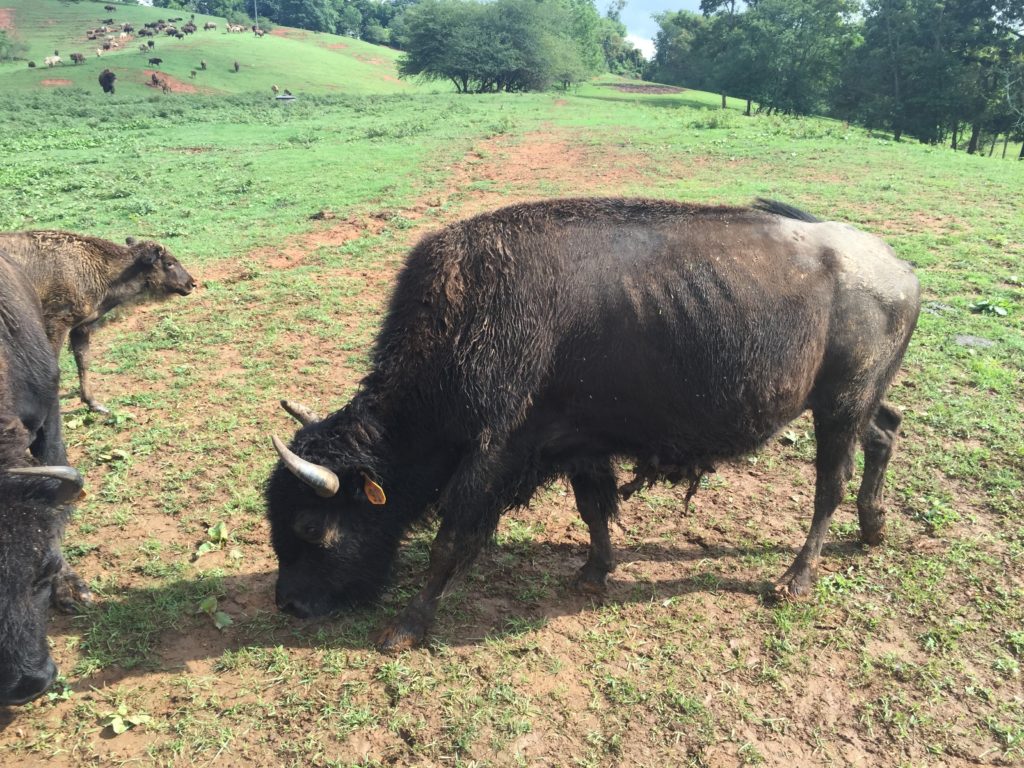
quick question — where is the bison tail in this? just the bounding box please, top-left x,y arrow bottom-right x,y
751,198 -> 822,223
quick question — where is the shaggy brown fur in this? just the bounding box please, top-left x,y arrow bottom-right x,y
0,231 -> 195,412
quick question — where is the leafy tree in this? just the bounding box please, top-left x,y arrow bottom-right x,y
398,0 -> 602,92
0,30 -> 28,62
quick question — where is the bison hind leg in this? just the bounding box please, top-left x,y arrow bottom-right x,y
857,402 -> 902,545
774,413 -> 857,600
570,461 -> 619,595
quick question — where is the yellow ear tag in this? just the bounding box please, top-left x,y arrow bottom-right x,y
362,474 -> 387,506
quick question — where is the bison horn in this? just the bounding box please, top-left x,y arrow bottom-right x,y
280,399 -> 321,427
7,466 -> 85,505
271,435 -> 339,498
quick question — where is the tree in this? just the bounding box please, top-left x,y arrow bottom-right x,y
398,0 -> 603,93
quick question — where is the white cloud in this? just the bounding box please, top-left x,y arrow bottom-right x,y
626,34 -> 656,61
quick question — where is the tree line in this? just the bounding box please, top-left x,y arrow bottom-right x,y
647,0 -> 1024,156
152,0 -> 643,87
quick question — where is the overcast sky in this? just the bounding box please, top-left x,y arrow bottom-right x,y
618,0 -> 702,59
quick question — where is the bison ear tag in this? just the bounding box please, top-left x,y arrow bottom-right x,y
362,474 -> 387,506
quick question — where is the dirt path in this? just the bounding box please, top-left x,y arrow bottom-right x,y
0,8 -> 13,32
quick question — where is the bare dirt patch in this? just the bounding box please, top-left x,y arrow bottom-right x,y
601,82 -> 688,94
41,78 -> 73,87
0,8 -> 13,32
143,70 -> 200,94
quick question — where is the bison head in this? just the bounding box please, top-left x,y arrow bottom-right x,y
126,238 -> 196,297
0,438 -> 84,705
265,402 -> 406,619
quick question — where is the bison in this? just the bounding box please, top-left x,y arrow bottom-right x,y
148,56 -> 162,66
70,52 -> 85,65
98,68 -> 115,93
0,254 -> 86,706
0,232 -> 196,413
266,198 -> 921,651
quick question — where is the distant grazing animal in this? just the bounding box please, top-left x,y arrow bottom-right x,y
0,254 -> 87,707
101,18 -> 114,24
139,44 -> 148,52
149,57 -> 162,66
70,53 -> 85,64
161,79 -> 170,93
233,60 -> 240,72
109,41 -> 119,49
95,49 -> 103,57
147,39 -> 155,48
266,198 -> 921,652
200,60 -> 207,70
0,232 -> 196,413
104,4 -> 115,10
204,22 -> 217,31
44,55 -> 61,67
183,22 -> 196,34
27,61 -> 35,68
271,84 -> 279,94
102,42 -> 112,51
151,72 -> 159,85
119,31 -> 128,40
54,49 -> 59,56
122,23 -> 133,33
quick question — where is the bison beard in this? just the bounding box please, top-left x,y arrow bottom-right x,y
266,197 -> 921,652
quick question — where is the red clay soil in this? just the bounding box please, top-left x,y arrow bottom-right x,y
143,69 -> 201,94
602,82 -> 688,94
41,78 -> 73,86
0,8 -> 13,31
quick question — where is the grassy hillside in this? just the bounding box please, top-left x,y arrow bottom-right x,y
0,6 -> 1022,768
0,0 -> 416,95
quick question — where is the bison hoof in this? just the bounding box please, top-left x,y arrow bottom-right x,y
772,567 -> 815,602
375,621 -> 424,654
86,401 -> 110,415
859,519 -> 886,546
52,570 -> 93,614
572,566 -> 609,596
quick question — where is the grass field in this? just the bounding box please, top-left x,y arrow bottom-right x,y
0,2 -> 1022,766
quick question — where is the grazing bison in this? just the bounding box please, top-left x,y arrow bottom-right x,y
70,52 -> 85,65
0,232 -> 196,413
98,68 -> 115,93
0,255 -> 86,706
266,198 -> 921,651
148,57 -> 162,66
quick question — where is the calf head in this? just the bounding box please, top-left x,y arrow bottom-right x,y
125,238 -> 196,297
265,404 -> 402,619
0,425 -> 84,706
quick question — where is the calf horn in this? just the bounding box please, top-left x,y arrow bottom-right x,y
271,436 -> 339,498
7,466 -> 85,505
280,399 -> 321,427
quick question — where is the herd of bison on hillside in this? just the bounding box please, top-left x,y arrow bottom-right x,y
27,12 -> 260,95
1,10 -> 925,708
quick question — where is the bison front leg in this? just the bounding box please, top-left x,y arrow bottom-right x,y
571,464 -> 618,595
376,519 -> 488,653
775,419 -> 855,599
51,558 -> 93,613
70,325 -> 108,414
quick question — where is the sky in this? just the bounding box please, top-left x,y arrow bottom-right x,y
618,0 -> 702,59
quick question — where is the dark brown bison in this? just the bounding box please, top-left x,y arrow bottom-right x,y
98,68 -> 116,94
266,198 -> 921,652
70,52 -> 85,65
0,254 -> 86,706
0,232 -> 196,413
148,56 -> 162,65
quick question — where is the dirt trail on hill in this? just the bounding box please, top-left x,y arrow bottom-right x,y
0,9 -> 13,32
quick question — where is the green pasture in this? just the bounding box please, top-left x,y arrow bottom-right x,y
0,0 -> 414,95
0,4 -> 1022,767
